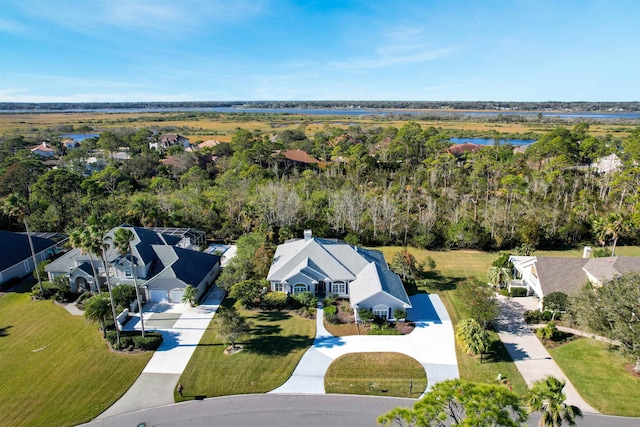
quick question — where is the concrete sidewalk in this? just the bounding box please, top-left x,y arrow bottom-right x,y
97,286 -> 225,419
495,296 -> 599,413
270,294 -> 459,396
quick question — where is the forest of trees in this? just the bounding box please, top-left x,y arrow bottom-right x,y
1,120 -> 639,252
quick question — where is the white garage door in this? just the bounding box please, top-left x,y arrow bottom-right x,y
149,289 -> 169,303
170,288 -> 184,303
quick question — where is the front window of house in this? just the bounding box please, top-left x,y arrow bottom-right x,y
293,284 -> 307,294
274,282 -> 284,292
332,281 -> 346,295
125,267 -> 133,278
373,304 -> 388,319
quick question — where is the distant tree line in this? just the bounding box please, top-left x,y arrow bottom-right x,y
1,120 -> 639,254
1,100 -> 638,112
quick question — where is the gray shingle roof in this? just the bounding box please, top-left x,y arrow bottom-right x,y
535,256 -> 589,295
267,237 -> 411,307
147,245 -> 220,286
0,231 -> 58,272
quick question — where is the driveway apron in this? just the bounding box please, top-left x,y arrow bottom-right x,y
270,294 -> 459,396
495,296 -> 599,413
97,286 -> 225,419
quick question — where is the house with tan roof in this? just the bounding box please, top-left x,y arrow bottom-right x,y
446,142 -> 483,156
267,230 -> 411,320
31,142 -> 56,157
509,253 -> 640,308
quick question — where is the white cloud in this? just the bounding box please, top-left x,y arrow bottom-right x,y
330,47 -> 455,70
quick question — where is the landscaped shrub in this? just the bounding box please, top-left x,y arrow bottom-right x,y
324,305 -> 338,323
324,293 -> 337,306
112,285 -> 137,308
340,300 -> 353,315
367,327 -> 403,335
75,291 -> 92,310
393,308 -> 407,321
372,316 -> 388,328
536,322 -> 560,341
524,310 -> 542,324
261,292 -> 288,310
499,288 -> 510,297
540,310 -> 553,321
358,308 -> 374,323
31,281 -> 58,299
288,291 -> 318,309
107,331 -> 163,351
509,287 -> 527,297
132,332 -> 163,350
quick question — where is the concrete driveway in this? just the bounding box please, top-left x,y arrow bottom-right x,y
96,285 -> 225,419
495,296 -> 599,413
270,293 -> 459,396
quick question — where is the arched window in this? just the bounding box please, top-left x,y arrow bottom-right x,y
373,304 -> 388,319
293,284 -> 307,294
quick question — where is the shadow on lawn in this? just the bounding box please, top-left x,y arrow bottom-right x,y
245,334 -> 314,356
0,325 -> 12,337
418,271 -> 462,291
484,337 -> 522,363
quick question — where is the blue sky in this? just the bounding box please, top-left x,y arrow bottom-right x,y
0,0 -> 638,102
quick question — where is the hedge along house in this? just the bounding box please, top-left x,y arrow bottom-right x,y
0,231 -> 67,287
267,230 -> 411,321
45,225 -> 220,303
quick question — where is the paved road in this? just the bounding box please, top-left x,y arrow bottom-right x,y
97,286 -> 225,419
270,294 -> 459,396
495,296 -> 598,413
81,394 -> 640,427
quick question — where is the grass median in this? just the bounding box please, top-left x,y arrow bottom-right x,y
0,280 -> 152,427
176,299 -> 315,400
325,353 -> 427,398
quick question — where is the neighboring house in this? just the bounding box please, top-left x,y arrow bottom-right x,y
0,231 -> 67,287
509,253 -> 640,308
198,139 -> 222,150
281,149 -> 319,165
150,134 -> 191,150
446,143 -> 482,156
45,225 -> 219,303
267,230 -> 412,320
31,142 -> 56,157
592,153 -> 623,174
62,139 -> 80,149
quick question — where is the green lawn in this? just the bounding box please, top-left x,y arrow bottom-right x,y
549,339 -> 640,416
176,300 -> 315,400
0,280 -> 152,427
325,353 -> 427,398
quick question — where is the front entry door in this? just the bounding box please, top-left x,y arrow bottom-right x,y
316,281 -> 325,295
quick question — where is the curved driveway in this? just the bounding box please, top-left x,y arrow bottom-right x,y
270,294 -> 459,395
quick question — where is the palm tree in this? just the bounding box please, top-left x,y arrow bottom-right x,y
526,376 -> 582,427
456,318 -> 488,359
84,295 -> 111,338
2,193 -> 43,293
113,227 -> 145,337
88,224 -> 120,346
182,284 -> 198,306
69,228 -> 102,295
600,213 -> 629,256
488,266 -> 511,289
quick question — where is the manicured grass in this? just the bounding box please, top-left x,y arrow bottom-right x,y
0,280 -> 152,427
549,339 -> 640,416
176,300 -> 315,400
325,353 -> 427,398
439,290 -> 528,396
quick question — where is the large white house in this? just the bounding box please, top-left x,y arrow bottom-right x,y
509,253 -> 640,308
45,225 -> 220,303
267,230 -> 412,320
